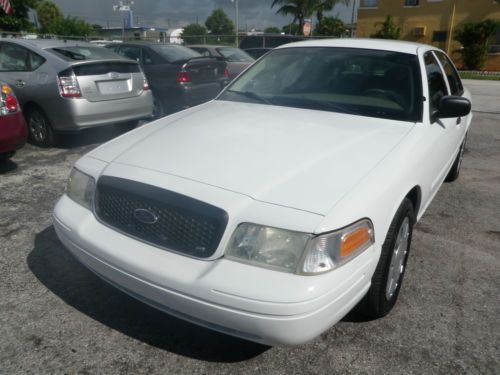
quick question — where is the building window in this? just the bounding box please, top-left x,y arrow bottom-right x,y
432,31 -> 447,42
404,0 -> 419,6
362,0 -> 378,7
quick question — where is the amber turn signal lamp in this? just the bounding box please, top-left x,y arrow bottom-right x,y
340,227 -> 372,257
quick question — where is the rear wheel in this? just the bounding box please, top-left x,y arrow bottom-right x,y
26,107 -> 55,147
361,198 -> 415,319
445,133 -> 467,183
152,97 -> 165,119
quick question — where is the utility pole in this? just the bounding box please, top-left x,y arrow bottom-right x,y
350,0 -> 357,38
231,0 -> 239,47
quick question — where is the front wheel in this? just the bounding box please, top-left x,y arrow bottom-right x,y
360,198 -> 415,319
26,107 -> 55,147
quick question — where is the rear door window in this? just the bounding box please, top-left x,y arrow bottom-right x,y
434,51 -> 463,96
116,46 -> 142,62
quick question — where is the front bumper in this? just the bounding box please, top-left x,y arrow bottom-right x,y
53,194 -> 373,346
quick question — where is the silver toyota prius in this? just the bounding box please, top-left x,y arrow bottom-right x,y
0,38 -> 153,147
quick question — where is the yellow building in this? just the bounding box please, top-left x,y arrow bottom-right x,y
356,0 -> 500,70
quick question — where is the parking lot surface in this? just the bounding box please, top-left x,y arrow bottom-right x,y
1,85 -> 499,373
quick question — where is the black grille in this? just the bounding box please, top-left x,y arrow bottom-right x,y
95,176 -> 228,258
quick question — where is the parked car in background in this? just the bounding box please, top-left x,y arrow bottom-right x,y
238,34 -> 304,50
187,45 -> 254,80
106,42 -> 229,117
0,39 -> 153,147
54,39 -> 472,346
242,48 -> 273,60
0,82 -> 27,160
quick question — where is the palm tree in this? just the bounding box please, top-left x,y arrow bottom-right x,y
271,0 -> 351,34
271,0 -> 315,35
314,0 -> 350,23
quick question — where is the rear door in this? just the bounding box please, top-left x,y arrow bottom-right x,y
71,60 -> 144,102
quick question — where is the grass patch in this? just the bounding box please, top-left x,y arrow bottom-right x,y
459,71 -> 500,81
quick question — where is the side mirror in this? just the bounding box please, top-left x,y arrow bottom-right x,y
432,95 -> 471,122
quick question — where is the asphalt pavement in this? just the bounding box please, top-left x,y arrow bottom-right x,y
0,81 -> 499,374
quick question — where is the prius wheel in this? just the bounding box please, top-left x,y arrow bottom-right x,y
26,107 -> 55,148
445,133 -> 467,183
152,97 -> 165,119
361,198 -> 414,319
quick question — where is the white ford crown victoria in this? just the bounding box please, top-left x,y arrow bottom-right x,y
53,39 -> 472,346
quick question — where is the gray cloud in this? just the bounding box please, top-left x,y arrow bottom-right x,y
53,0 -> 354,30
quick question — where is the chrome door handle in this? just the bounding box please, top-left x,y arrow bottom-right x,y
15,80 -> 25,88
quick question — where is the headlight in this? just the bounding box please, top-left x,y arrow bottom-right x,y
301,219 -> 374,274
225,223 -> 311,273
225,219 -> 374,275
66,168 -> 96,210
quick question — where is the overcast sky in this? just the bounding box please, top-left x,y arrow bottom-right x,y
52,0 -> 356,30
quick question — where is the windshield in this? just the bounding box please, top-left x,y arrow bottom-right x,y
151,44 -> 201,62
216,47 -> 254,62
218,47 -> 423,122
49,46 -> 120,61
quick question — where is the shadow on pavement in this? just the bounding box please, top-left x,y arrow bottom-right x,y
56,123 -> 137,149
27,226 -> 269,363
0,158 -> 18,174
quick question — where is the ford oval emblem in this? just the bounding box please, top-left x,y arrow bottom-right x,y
133,208 -> 159,225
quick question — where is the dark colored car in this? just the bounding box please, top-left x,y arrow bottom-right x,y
242,48 -> 273,60
0,83 -> 27,160
106,42 -> 229,117
238,34 -> 304,50
187,45 -> 254,80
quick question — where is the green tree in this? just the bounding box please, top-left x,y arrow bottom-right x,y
314,16 -> 345,37
0,0 -> 40,32
271,0 -> 314,35
52,15 -> 94,37
181,23 -> 208,44
205,8 -> 234,35
282,22 -> 300,35
454,19 -> 500,70
373,15 -> 401,40
36,0 -> 62,34
264,26 -> 281,34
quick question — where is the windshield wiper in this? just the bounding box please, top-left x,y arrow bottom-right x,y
226,90 -> 273,105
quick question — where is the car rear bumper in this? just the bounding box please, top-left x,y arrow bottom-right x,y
53,194 -> 373,346
49,91 -> 153,131
162,81 -> 226,113
0,112 -> 27,154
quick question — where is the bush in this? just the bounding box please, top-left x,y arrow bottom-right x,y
454,19 -> 500,70
372,16 -> 401,40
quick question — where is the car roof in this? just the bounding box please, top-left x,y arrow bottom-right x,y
277,38 -> 434,55
0,38 -> 96,50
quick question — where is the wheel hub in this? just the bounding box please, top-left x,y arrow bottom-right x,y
385,217 -> 410,300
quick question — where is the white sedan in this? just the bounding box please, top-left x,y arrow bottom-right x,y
53,39 -> 472,346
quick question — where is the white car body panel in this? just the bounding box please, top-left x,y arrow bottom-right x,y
53,39 -> 472,345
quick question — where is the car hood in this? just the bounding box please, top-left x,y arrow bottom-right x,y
98,101 -> 414,215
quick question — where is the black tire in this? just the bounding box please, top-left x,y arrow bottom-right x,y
445,133 -> 467,183
0,151 -> 15,161
26,107 -> 55,147
360,198 -> 415,319
152,97 -> 165,120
